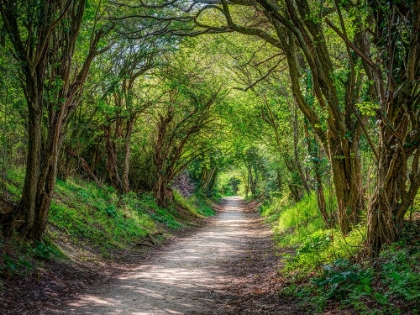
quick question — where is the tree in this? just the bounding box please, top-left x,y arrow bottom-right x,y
145,0 -> 368,234
101,40 -> 157,194
359,1 -> 420,256
150,71 -> 223,206
0,0 -> 111,240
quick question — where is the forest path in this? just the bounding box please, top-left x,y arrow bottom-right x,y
55,197 -> 296,315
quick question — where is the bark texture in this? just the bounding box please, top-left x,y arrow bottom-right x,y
0,0 -> 109,240
365,1 -> 420,256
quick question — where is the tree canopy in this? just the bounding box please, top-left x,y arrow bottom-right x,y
0,0 -> 419,263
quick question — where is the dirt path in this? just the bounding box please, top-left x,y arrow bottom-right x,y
50,197 -> 301,315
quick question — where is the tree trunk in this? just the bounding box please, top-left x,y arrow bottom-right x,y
247,164 -> 257,195
328,136 -> 364,234
19,113 -> 64,240
200,167 -> 217,197
104,125 -> 123,193
122,117 -> 135,194
315,169 -> 330,226
292,105 -> 310,194
283,154 -> 305,202
0,196 -> 17,234
367,105 -> 420,256
65,148 -> 99,183
304,121 -> 332,227
58,152 -> 73,181
18,105 -> 42,236
153,174 -> 169,207
288,184 -> 304,203
90,137 -> 104,173
152,110 -> 173,206
367,146 -> 415,257
206,167 -> 217,197
365,0 -> 420,257
279,28 -> 364,235
261,103 -> 307,200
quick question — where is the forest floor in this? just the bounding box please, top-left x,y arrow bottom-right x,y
1,197 -> 354,315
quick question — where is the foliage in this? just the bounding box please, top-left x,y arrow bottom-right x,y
50,179 -> 155,249
263,193 -> 420,314
1,1 -> 420,313
262,193 -> 362,272
173,190 -> 216,217
216,172 -> 242,196
310,260 -> 373,312
308,241 -> 420,314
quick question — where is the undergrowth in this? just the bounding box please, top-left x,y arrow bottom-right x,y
0,235 -> 63,279
262,192 -> 420,314
1,168 -> 215,279
173,190 -> 215,217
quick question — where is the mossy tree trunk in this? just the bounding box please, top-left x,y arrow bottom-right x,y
363,1 -> 420,256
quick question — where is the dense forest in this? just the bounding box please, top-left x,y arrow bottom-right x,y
0,0 -> 420,314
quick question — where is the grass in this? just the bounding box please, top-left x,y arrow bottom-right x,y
173,190 -> 216,217
261,192 -> 363,273
1,168 -> 216,278
262,192 -> 420,314
50,179 -> 159,250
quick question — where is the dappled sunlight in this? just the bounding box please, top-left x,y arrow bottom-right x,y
60,198 -> 255,315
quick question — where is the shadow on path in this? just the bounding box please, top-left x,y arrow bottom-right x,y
49,197 -> 301,315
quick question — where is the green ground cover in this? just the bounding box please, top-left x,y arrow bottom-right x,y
1,168 -> 215,279
261,193 -> 420,314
